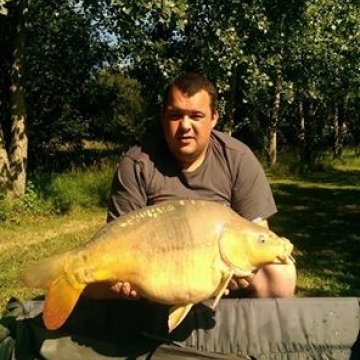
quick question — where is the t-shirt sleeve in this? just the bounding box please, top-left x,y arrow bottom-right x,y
231,149 -> 277,222
106,153 -> 148,222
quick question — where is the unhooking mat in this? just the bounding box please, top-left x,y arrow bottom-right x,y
1,296 -> 359,360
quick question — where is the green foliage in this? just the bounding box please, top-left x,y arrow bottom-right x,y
1,0 -> 359,184
0,193 -> 10,221
91,72 -> 149,144
0,162 -> 115,221
49,166 -> 113,214
24,0 -> 115,163
266,149 -> 357,177
0,182 -> 51,222
18,181 -> 50,213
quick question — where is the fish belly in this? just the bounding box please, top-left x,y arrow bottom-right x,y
127,247 -> 224,304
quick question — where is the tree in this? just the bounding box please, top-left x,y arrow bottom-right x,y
0,4 -> 11,192
289,0 -> 360,162
2,0 -> 358,185
1,0 -> 115,185
0,0 -> 28,196
26,0 -> 111,157
90,71 -> 148,145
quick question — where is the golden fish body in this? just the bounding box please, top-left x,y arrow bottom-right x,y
21,200 -> 293,332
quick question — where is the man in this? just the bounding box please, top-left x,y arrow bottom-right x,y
86,72 -> 296,300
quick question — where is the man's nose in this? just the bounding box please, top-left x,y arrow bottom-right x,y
180,116 -> 191,130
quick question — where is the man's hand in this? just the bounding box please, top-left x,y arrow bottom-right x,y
110,281 -> 140,299
83,281 -> 140,300
227,273 -> 255,293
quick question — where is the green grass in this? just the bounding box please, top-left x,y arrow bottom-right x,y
0,151 -> 359,311
268,157 -> 360,297
0,208 -> 105,310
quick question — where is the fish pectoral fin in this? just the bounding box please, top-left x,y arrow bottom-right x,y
168,303 -> 193,333
43,276 -> 85,330
211,271 -> 233,310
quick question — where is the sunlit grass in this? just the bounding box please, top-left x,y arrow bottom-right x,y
0,208 -> 105,310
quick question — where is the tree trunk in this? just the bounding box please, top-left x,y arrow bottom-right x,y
8,0 -> 28,196
298,100 -> 311,164
298,99 -> 305,159
268,128 -> 277,166
0,126 -> 11,193
333,101 -> 348,160
267,64 -> 282,166
332,105 -> 341,159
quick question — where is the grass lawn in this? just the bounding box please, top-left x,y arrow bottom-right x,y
269,166 -> 360,297
0,163 -> 359,311
0,208 -> 105,310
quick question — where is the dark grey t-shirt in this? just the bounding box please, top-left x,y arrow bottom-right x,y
107,130 -> 277,222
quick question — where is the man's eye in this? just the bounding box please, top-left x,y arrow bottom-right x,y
168,113 -> 181,120
191,114 -> 203,121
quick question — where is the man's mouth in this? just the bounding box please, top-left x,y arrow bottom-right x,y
178,136 -> 194,142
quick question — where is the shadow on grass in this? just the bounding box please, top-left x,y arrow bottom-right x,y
270,169 -> 360,297
301,169 -> 360,187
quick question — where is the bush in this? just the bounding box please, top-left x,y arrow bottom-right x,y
0,162 -> 116,221
49,165 -> 114,214
0,194 -> 10,222
0,182 -> 52,223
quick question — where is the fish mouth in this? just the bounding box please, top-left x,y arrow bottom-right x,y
276,254 -> 296,264
275,239 -> 294,264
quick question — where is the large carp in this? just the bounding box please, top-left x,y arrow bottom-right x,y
21,200 -> 293,332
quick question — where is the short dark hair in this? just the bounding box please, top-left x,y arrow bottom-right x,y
163,73 -> 218,114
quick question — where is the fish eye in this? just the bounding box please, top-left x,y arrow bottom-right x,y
258,235 -> 266,244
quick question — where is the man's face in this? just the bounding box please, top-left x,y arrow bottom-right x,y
161,87 -> 218,171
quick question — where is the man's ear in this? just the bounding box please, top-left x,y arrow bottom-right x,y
160,106 -> 165,124
212,110 -> 219,128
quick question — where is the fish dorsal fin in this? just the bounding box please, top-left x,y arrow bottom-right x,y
168,303 -> 193,333
43,277 -> 85,330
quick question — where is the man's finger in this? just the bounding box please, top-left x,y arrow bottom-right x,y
130,289 -> 140,299
228,278 -> 241,290
122,282 -> 131,296
110,282 -> 123,293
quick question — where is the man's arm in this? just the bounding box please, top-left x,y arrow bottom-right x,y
230,145 -> 277,222
107,151 -> 148,222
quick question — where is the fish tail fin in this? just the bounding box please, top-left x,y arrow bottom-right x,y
43,276 -> 85,330
20,253 -> 69,290
20,251 -> 84,330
